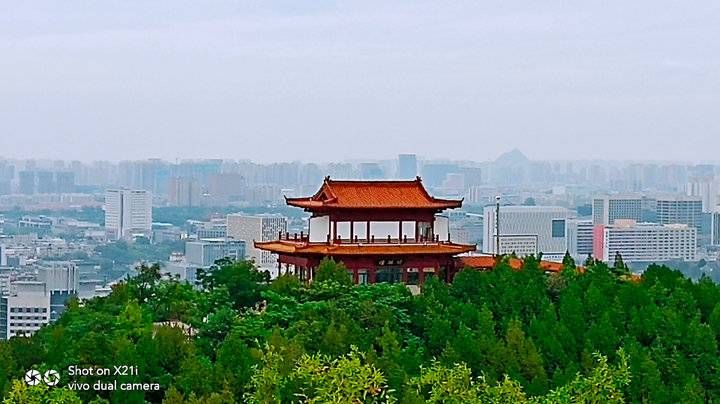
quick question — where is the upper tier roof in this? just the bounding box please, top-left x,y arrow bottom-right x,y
285,176 -> 462,210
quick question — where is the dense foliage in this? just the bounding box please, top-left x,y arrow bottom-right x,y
2,256 -> 720,403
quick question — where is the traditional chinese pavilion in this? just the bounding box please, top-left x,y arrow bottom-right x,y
255,176 -> 476,284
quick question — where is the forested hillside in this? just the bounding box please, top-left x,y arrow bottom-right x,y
2,256 -> 719,403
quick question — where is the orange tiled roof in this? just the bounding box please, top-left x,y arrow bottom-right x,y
255,240 -> 476,256
285,177 -> 462,210
457,256 -> 571,273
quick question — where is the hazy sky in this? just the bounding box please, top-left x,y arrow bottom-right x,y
1,1 -> 719,163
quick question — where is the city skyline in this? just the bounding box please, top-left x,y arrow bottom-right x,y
1,149 -> 720,165
2,1 -> 719,162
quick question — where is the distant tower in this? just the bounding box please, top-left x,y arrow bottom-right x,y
397,154 -> 417,179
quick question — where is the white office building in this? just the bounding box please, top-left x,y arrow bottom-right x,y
594,220 -> 696,262
227,214 -> 287,268
592,195 -> 643,225
185,238 -> 246,268
104,189 -> 153,240
1,281 -> 50,340
483,205 -> 571,261
656,196 -> 703,228
37,262 -> 79,292
36,262 -> 80,321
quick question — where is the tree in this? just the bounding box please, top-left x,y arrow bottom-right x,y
562,251 -> 575,270
314,258 -> 352,286
246,347 -> 394,404
613,252 -> 628,274
270,273 -> 302,296
128,263 -> 162,303
504,319 -> 548,395
2,380 -> 82,404
407,350 -> 629,403
198,259 -> 269,310
584,253 -> 595,267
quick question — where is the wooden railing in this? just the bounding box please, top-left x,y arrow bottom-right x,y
277,231 -> 447,244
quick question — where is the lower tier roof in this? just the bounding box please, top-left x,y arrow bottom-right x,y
255,240 -> 476,256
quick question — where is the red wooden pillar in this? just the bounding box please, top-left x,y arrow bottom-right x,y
369,267 -> 377,283
366,221 -> 370,242
398,221 -> 402,243
353,268 -> 359,284
419,268 -> 426,284
350,221 -> 354,242
401,267 -> 408,283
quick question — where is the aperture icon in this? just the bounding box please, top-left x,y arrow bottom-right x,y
44,370 -> 61,386
24,370 -> 42,386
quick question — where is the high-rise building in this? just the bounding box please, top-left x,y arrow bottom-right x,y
483,205 -> 571,261
185,239 -> 246,267
459,166 -> 483,188
36,171 -> 56,194
168,177 -> 202,207
0,244 -> 6,267
566,219 -> 594,260
441,173 -> 465,195
397,154 -> 417,179
422,163 -> 459,188
208,173 -> 246,201
592,195 -> 642,225
227,214 -> 287,267
712,208 -> 720,246
686,177 -> 718,213
656,196 -> 703,228
55,172 -> 76,193
104,189 -> 153,240
0,162 -> 14,195
359,163 -> 384,179
18,171 -> 35,194
593,220 -> 697,262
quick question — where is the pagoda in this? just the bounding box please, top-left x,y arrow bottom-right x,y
255,176 -> 476,284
